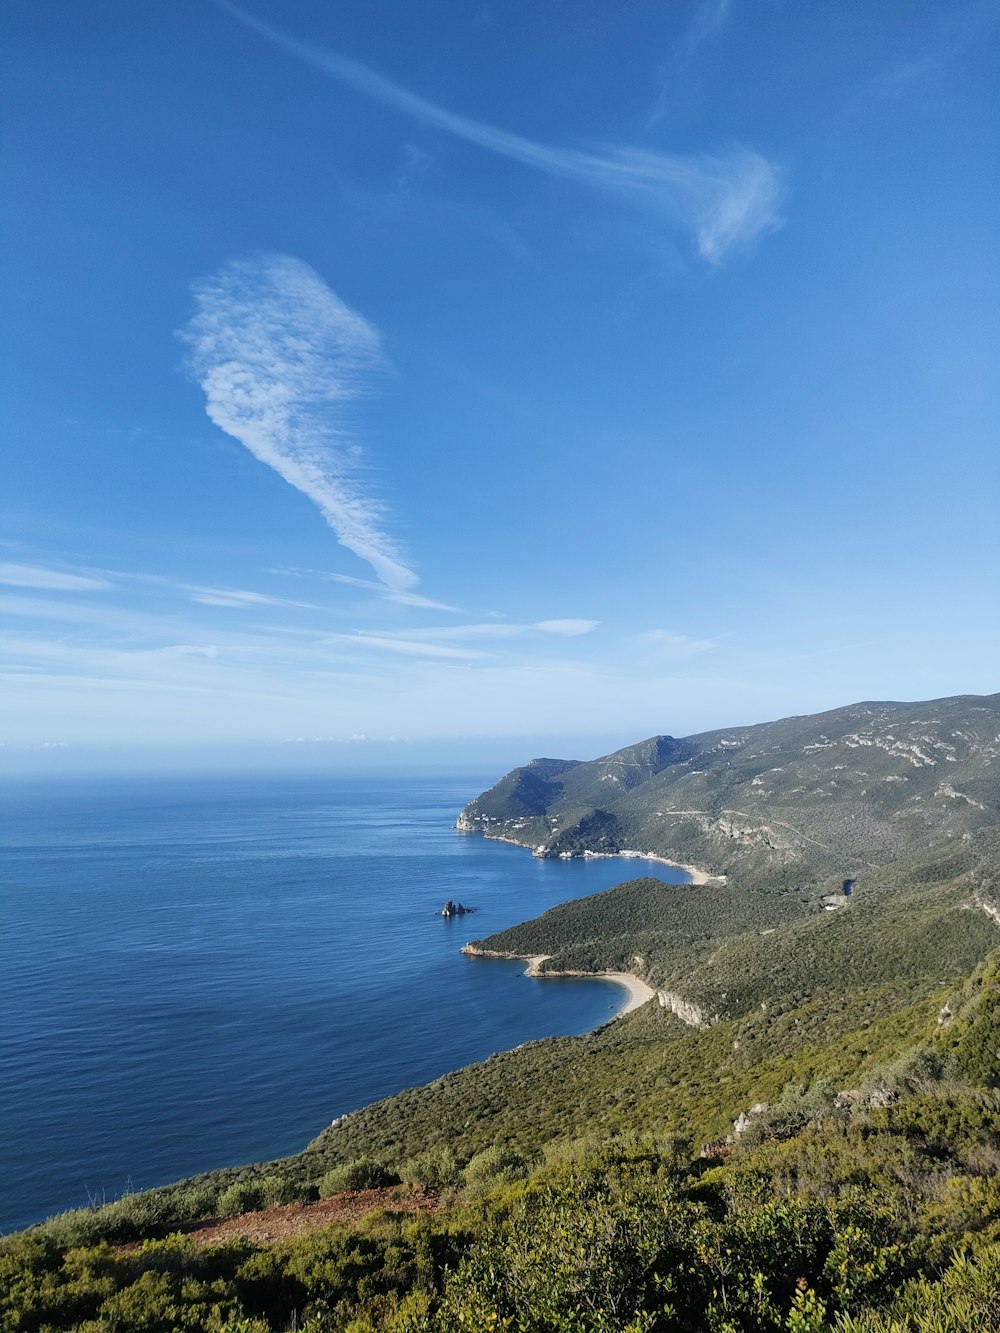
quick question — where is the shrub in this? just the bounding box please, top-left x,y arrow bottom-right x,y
217,1180 -> 264,1217
40,1206 -> 112,1248
738,1080 -> 844,1151
319,1157 -> 398,1196
174,1182 -> 219,1220
461,1145 -> 529,1197
398,1145 -> 460,1191
865,1046 -> 949,1103
259,1174 -> 298,1208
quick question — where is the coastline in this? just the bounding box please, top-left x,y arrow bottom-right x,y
10,775 -> 698,1235
461,946 -> 657,1019
576,848 -> 714,886
455,833 -> 717,1026
455,825 -> 715,886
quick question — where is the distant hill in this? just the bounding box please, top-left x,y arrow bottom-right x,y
458,693 -> 1000,888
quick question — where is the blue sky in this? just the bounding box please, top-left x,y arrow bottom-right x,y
2,0 -> 998,772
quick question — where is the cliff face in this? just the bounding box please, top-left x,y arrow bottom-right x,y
458,693 -> 1000,887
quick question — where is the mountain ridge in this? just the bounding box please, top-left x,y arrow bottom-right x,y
458,692 -> 1000,888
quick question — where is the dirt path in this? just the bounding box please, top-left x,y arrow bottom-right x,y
118,1187 -> 440,1252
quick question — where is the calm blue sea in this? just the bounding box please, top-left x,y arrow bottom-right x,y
0,773 -> 686,1234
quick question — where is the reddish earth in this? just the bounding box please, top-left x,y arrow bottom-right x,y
119,1187 -> 440,1253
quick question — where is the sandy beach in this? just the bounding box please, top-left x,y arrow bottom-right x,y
462,947 -> 657,1019
458,851 -> 716,1023
578,849 -> 716,885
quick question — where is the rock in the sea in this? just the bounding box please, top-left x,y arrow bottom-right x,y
441,899 -> 473,917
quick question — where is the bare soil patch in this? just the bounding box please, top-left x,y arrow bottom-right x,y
118,1187 -> 439,1253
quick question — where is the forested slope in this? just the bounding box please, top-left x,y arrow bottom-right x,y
470,830 -> 1000,1021
5,693 -> 1000,1330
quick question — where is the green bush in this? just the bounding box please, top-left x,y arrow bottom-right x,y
865,1046 -> 950,1102
258,1174 -> 298,1208
174,1182 -> 219,1219
319,1157 -> 398,1196
217,1180 -> 264,1217
461,1145 -> 530,1197
39,1189 -> 182,1247
398,1145 -> 460,1191
833,1245 -> 1000,1330
737,1079 -> 844,1151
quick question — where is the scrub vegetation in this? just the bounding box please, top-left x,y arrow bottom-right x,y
5,694 -> 1000,1330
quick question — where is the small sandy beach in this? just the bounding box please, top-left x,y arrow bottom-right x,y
462,947 -> 657,1019
578,849 -> 715,885
522,955 -> 656,1016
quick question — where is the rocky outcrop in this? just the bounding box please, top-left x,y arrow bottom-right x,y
700,1138 -> 732,1159
657,990 -> 718,1029
441,900 -> 473,918
733,1102 -> 770,1137
973,896 -> 1000,927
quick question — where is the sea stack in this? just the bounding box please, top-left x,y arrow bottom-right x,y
441,899 -> 473,917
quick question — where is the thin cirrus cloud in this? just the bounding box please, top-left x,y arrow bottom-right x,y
681,0 -> 733,55
267,566 -> 461,612
349,620 -> 599,643
633,629 -> 718,656
327,632 -> 489,660
0,562 -> 111,592
179,253 -> 418,593
221,3 -> 784,265
648,0 -> 733,127
318,619 -> 599,660
311,570 -> 460,612
187,585 -> 317,610
535,619 -> 599,637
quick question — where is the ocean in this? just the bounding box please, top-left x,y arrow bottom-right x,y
0,772 -> 686,1234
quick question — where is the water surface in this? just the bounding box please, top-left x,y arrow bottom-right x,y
1,773 -> 687,1232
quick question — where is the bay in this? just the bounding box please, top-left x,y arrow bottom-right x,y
0,772 -> 686,1233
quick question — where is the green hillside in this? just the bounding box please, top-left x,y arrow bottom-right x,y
6,946 -> 1000,1329
469,831 -> 1000,1021
5,693 -> 1000,1330
458,693 -> 1000,888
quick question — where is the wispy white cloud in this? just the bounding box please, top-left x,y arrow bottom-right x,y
535,618 -> 599,637
347,619 -> 598,643
328,632 -> 489,660
179,253 -> 418,591
0,562 -> 111,591
681,0 -> 732,55
837,1 -> 998,128
270,566 -> 461,611
650,0 -> 733,122
101,568 -> 322,611
187,584 -> 317,609
633,628 -> 718,657
222,5 -> 783,264
314,570 -> 460,611
387,590 -> 462,610
414,622 -> 524,639
0,632 -> 226,681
